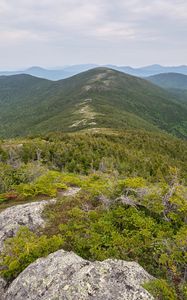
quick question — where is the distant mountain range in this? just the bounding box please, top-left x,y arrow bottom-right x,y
146,73 -> 187,90
0,67 -> 187,139
108,64 -> 187,77
1,64 -> 187,81
0,65 -> 98,81
146,73 -> 187,106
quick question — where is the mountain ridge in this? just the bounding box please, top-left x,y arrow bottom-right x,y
0,67 -> 187,138
147,72 -> 187,90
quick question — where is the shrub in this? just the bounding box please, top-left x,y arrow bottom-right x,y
15,171 -> 68,198
143,279 -> 177,300
0,227 -> 64,281
122,177 -> 147,189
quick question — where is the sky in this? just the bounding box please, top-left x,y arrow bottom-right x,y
0,0 -> 187,69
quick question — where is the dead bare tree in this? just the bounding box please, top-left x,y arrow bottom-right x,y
162,169 -> 179,221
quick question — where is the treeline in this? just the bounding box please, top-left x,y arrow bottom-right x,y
0,130 -> 187,195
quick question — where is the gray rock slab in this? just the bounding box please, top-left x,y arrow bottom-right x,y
0,199 -> 56,252
3,249 -> 154,300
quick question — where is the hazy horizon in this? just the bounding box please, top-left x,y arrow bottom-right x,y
0,0 -> 187,69
1,63 -> 187,72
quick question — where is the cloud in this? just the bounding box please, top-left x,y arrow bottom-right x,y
0,0 -> 186,67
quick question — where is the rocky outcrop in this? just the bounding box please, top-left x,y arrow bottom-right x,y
0,277 -> 6,292
3,249 -> 154,300
0,187 -> 81,252
0,188 -> 154,299
0,200 -> 56,252
57,187 -> 81,197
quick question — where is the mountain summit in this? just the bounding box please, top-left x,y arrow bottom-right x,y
0,67 -> 187,138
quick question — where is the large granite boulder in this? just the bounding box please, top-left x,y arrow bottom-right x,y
3,249 -> 154,300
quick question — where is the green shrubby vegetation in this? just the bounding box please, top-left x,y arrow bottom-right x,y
0,130 -> 187,188
143,279 -> 178,300
1,178 -> 186,298
15,171 -> 67,198
0,227 -> 63,281
45,178 -> 187,299
0,130 -> 187,299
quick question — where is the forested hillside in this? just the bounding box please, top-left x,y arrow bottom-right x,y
147,73 -> 187,90
1,68 -> 187,138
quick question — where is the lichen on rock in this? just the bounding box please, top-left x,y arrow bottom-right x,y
3,249 -> 154,300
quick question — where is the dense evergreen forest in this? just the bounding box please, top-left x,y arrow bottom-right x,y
0,129 -> 187,299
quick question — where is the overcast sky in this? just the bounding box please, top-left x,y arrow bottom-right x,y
0,0 -> 187,69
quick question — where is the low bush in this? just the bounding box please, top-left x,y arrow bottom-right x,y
0,227 -> 64,281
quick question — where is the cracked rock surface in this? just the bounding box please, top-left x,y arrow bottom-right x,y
3,249 -> 154,300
